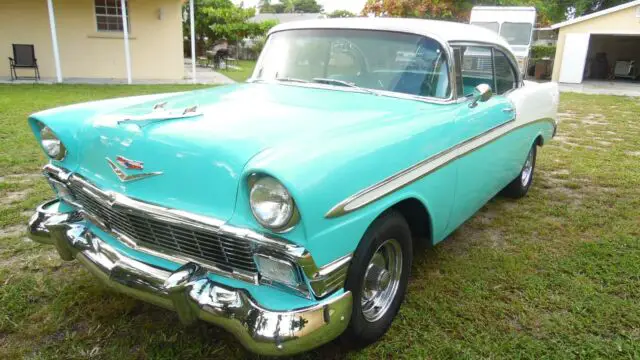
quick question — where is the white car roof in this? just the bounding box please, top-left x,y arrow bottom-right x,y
268,17 -> 512,50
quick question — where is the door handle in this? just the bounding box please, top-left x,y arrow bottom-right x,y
502,107 -> 515,113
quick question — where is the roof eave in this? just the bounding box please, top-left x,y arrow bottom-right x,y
551,0 -> 640,29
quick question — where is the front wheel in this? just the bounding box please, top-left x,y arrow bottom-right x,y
501,143 -> 537,198
341,210 -> 412,346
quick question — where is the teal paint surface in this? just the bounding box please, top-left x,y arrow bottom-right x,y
30,83 -> 554,306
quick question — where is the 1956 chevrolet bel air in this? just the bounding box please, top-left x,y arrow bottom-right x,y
26,18 -> 558,355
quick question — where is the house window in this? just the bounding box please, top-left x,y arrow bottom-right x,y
95,0 -> 130,32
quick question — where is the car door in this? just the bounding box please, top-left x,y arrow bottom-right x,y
446,45 -> 519,232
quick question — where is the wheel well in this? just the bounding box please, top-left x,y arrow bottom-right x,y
391,198 -> 432,247
535,134 -> 544,147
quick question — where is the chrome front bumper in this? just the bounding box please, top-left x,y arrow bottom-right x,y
28,200 -> 352,356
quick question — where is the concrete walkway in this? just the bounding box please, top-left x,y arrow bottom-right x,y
559,80 -> 640,97
0,59 -> 235,85
183,58 -> 235,85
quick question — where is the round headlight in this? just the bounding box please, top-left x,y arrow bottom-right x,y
40,126 -> 66,160
249,176 -> 297,231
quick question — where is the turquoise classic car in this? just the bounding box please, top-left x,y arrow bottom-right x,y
26,18 -> 558,355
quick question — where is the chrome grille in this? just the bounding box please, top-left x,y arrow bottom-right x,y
67,179 -> 258,274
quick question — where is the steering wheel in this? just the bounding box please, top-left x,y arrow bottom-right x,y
419,80 -> 433,97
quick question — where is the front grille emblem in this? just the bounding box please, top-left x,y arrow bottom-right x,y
116,155 -> 144,170
107,157 -> 162,183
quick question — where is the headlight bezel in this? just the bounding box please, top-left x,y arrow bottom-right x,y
248,174 -> 300,233
38,124 -> 67,161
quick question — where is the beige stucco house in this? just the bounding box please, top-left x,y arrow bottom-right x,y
1,0 -> 185,82
551,0 -> 640,83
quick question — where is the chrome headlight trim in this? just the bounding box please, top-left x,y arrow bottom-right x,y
38,124 -> 67,161
248,174 -> 300,233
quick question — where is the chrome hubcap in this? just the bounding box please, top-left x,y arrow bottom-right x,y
361,238 -> 402,322
521,148 -> 534,186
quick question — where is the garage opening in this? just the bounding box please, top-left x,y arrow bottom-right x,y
584,34 -> 640,82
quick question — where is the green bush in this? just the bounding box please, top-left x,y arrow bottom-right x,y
531,45 -> 556,59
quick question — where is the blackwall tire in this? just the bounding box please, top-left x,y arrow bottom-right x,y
501,143 -> 537,199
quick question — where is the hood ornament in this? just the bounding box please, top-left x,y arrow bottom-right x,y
107,157 -> 162,182
117,103 -> 202,126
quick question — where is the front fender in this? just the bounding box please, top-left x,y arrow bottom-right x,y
231,104 -> 460,266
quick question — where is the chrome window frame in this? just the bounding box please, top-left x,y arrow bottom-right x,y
449,40 -> 522,100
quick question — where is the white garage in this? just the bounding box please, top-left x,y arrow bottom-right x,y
551,0 -> 640,85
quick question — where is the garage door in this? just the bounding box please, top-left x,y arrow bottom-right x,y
559,33 -> 591,83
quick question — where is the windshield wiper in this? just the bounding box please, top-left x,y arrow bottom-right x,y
312,78 -> 378,95
275,77 -> 310,83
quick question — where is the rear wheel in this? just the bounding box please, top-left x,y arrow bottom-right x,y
501,143 -> 537,198
342,210 -> 412,346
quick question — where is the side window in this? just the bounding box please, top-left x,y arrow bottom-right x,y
460,46 -> 494,97
494,51 -> 517,95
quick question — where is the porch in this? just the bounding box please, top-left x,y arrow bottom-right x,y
0,59 -> 235,85
0,0 -> 200,84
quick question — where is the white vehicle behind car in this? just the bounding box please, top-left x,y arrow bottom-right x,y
470,6 -> 537,75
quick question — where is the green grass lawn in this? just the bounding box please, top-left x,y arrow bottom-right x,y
1,85 -> 639,359
218,60 -> 256,82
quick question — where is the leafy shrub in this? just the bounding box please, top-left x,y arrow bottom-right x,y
531,45 -> 556,60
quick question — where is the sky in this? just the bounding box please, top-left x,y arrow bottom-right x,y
236,0 -> 368,14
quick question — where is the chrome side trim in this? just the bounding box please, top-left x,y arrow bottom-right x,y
42,164 -> 351,298
26,203 -> 353,356
326,117 -> 555,218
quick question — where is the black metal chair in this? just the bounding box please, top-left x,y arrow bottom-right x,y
9,44 -> 40,80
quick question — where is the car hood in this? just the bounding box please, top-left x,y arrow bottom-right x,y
41,83 -> 437,221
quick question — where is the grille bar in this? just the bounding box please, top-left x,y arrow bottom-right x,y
68,180 -> 258,274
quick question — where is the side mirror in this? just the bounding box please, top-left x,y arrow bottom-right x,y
469,83 -> 493,108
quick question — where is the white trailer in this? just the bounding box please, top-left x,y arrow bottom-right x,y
470,6 -> 537,75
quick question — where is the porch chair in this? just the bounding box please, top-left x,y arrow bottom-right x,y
8,44 -> 40,81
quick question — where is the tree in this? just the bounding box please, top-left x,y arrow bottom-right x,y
258,0 -> 276,13
361,0 -> 636,26
328,9 -> 357,17
362,0 -> 470,21
184,0 -> 277,54
260,0 -> 321,13
565,0 -> 631,17
292,0 -> 324,13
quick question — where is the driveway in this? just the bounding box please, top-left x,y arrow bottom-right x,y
559,80 -> 640,97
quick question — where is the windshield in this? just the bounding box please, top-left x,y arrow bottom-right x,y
499,22 -> 533,46
253,29 -> 451,99
471,22 -> 499,34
